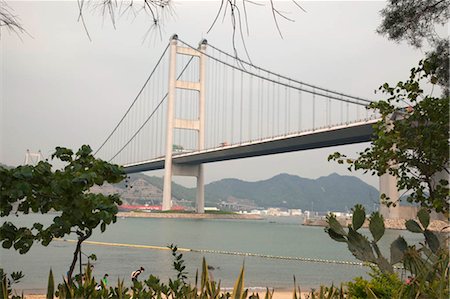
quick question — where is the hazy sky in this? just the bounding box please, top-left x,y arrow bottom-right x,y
1,1 -> 431,188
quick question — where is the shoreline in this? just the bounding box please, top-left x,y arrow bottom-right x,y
117,211 -> 449,232
303,217 -> 449,232
117,211 -> 264,220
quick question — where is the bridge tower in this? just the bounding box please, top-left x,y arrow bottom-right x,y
162,35 -> 207,213
24,150 -> 43,165
379,173 -> 400,219
378,112 -> 402,219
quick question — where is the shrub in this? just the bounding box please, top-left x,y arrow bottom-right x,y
347,267 -> 402,298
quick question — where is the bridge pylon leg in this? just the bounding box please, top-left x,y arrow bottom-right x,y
162,35 -> 207,213
378,114 -> 401,219
196,165 -> 205,213
379,173 -> 400,219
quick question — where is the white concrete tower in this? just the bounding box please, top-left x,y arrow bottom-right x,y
162,35 -> 207,213
379,112 -> 402,219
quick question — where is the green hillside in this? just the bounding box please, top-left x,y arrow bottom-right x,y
126,173 -> 196,201
205,173 -> 379,212
124,172 -> 379,212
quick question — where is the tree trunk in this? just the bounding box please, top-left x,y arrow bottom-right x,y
67,231 -> 91,284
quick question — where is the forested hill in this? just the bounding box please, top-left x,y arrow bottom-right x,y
205,173 -> 379,212
0,163 -> 12,169
127,172 -> 379,212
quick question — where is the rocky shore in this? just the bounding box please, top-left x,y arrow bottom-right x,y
303,217 -> 449,232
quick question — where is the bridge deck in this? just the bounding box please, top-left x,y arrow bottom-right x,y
123,119 -> 378,174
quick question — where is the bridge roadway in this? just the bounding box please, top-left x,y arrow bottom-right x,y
123,118 -> 379,174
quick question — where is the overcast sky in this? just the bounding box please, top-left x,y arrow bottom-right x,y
1,1 -> 432,188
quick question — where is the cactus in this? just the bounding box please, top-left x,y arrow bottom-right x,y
326,205 -> 447,287
325,204 -> 394,274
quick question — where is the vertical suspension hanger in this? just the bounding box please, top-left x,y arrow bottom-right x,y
312,87 -> 316,130
298,83 -> 302,132
240,70 -> 244,144
248,70 -> 253,141
285,80 -> 289,134
231,56 -> 235,144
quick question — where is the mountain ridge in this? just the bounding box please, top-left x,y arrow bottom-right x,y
126,172 -> 379,212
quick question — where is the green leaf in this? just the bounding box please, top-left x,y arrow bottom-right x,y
326,228 -> 347,242
405,220 -> 423,233
2,240 -> 12,249
369,212 -> 385,242
47,268 -> 54,299
326,214 -> 347,236
366,286 -> 380,299
352,204 -> 366,230
347,228 -> 376,263
390,236 -> 407,265
424,230 -> 440,253
232,264 -> 245,299
100,222 -> 106,232
417,208 -> 430,229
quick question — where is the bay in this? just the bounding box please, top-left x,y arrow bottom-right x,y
1,213 -> 421,293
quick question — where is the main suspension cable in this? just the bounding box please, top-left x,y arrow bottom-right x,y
108,56 -> 195,162
94,43 -> 170,156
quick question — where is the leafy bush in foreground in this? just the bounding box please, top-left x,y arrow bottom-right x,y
346,267 -> 402,298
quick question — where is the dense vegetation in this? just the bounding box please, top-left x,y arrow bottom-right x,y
0,145 -> 125,282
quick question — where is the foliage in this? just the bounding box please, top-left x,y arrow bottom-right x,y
0,145 -> 126,281
0,268 -> 24,299
169,244 -> 188,282
326,205 -> 446,272
328,58 -> 449,214
325,205 -> 394,274
47,268 -> 54,299
307,284 -> 345,299
346,267 -> 402,299
378,0 -> 449,47
326,206 -> 449,298
377,0 -> 449,93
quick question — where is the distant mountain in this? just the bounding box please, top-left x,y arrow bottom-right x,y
121,172 -> 379,212
0,163 -> 12,169
125,173 -> 196,202
1,161 -> 380,212
205,173 -> 379,212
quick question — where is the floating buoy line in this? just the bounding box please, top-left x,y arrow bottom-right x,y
55,238 -> 400,268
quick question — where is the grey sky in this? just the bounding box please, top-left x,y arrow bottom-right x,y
1,1 -> 430,188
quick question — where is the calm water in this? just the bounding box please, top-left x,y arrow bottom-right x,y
1,214 -> 421,293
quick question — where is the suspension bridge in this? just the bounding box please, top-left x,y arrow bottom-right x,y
94,35 -> 399,217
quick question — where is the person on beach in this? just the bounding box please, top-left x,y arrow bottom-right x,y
102,274 -> 109,285
131,267 -> 145,282
95,273 -> 109,291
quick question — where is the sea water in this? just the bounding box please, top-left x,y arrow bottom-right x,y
1,213 -> 421,293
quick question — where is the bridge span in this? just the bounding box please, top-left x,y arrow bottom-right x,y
96,35 -> 402,218
123,119 -> 378,173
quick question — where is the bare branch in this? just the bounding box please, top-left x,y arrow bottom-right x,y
234,5 -> 252,64
207,0 -> 225,34
292,0 -> 307,13
77,0 -> 92,41
0,0 -> 26,37
269,0 -> 284,38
